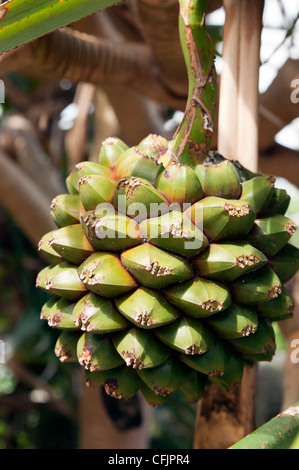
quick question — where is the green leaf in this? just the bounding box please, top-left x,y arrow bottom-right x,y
0,0 -> 120,53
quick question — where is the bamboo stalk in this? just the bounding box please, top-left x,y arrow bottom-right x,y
236,1 -> 263,171
193,0 -> 264,449
217,1 -> 240,161
218,0 -> 264,171
229,402 -> 299,449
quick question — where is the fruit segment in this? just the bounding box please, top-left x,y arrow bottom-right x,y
140,211 -> 208,258
179,342 -> 234,377
178,369 -> 208,404
165,277 -> 231,318
115,146 -> 163,183
66,162 -> 115,194
50,194 -> 85,228
55,331 -> 80,363
207,304 -> 258,339
155,316 -> 214,355
36,134 -> 297,406
78,174 -> 116,211
230,265 -> 282,305
48,224 -> 94,264
185,196 -> 256,242
113,176 -> 169,222
121,243 -> 193,289
137,357 -> 190,396
240,175 -> 275,215
155,162 -> 203,206
78,252 -> 137,298
262,187 -> 290,216
194,241 -> 267,281
195,159 -> 241,199
112,327 -> 171,369
98,137 -> 129,170
115,287 -> 180,328
269,243 -> 299,283
257,287 -> 294,321
138,133 -> 169,161
85,366 -> 141,400
44,298 -> 78,330
77,332 -> 123,372
229,319 -> 276,362
246,214 -> 297,258
36,262 -> 87,300
38,230 -> 64,265
80,208 -> 142,252
72,292 -> 129,333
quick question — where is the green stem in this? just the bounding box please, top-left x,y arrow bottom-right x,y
229,402 -> 299,449
170,0 -> 217,166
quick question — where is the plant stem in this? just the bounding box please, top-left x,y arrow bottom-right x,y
229,402 -> 299,449
170,0 -> 217,166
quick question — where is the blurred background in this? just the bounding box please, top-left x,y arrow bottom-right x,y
0,0 -> 298,449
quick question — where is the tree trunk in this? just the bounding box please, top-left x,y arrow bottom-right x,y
79,382 -> 151,449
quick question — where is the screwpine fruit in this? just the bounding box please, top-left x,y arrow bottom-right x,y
36,134 -> 299,406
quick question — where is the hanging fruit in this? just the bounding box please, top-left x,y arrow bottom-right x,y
36,0 -> 298,407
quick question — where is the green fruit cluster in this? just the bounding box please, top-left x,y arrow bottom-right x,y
36,134 -> 299,406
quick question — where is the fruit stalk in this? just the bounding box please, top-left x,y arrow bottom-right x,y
170,0 -> 217,166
